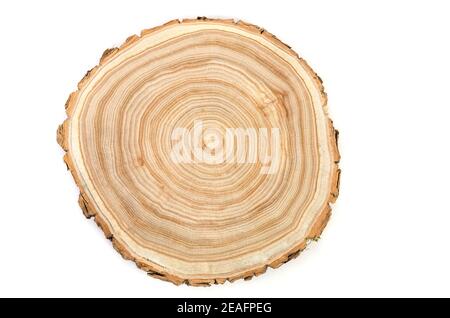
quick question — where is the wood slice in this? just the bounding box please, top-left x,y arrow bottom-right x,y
58,18 -> 340,286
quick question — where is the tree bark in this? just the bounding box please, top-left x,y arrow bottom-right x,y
58,18 -> 340,286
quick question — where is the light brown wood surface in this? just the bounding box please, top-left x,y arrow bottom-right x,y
58,18 -> 340,286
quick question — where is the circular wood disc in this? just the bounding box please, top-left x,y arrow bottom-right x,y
58,18 -> 340,286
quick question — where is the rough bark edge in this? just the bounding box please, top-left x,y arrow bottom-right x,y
57,17 -> 341,286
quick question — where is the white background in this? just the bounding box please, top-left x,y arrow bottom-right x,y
0,0 -> 449,297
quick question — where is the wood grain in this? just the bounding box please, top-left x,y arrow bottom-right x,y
58,18 -> 340,286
